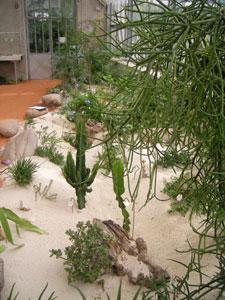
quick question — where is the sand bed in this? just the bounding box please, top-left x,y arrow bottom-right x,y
0,113 -> 215,299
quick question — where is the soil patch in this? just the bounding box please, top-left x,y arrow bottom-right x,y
0,80 -> 61,146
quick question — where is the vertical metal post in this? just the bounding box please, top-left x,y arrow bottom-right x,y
49,0 -> 53,77
127,0 -> 133,46
74,0 -> 78,30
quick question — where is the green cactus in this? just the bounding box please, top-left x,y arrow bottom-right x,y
112,159 -> 130,231
63,118 -> 98,209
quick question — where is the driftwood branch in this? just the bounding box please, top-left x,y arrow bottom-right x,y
94,219 -> 170,287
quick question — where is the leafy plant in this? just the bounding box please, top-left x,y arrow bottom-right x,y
36,127 -> 61,149
0,207 -> 44,248
35,128 -> 64,166
35,146 -> 64,166
112,160 -> 130,231
7,282 -> 56,300
24,116 -> 36,129
162,174 -> 214,216
63,132 -> 76,147
53,30 -> 89,84
62,92 -> 103,123
8,158 -> 38,186
47,84 -> 63,94
63,118 -> 99,209
50,221 -> 112,283
158,149 -> 191,168
0,75 -> 9,85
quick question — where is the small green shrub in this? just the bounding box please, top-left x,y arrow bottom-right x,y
35,128 -> 64,166
62,92 -> 103,123
24,116 -> 35,128
158,148 -> 191,168
63,132 -> 76,147
164,175 -> 219,216
50,221 -> 112,283
47,84 -> 62,94
8,158 -> 38,186
0,75 -> 9,85
35,146 -> 64,166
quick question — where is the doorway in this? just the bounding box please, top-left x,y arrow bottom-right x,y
26,0 -> 74,79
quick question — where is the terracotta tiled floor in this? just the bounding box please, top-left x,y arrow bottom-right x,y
0,79 -> 61,145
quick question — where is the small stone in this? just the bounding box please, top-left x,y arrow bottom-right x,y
42,94 -> 62,107
0,119 -> 19,138
26,107 -> 48,118
176,194 -> 183,202
1,159 -> 11,166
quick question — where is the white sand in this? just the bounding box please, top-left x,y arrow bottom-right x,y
0,113 -> 216,299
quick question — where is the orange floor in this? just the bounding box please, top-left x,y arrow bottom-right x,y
0,79 -> 61,145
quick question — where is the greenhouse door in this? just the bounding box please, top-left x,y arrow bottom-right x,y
26,0 -> 74,79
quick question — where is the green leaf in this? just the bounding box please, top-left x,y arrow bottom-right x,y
3,208 -> 45,235
116,280 -> 122,300
0,208 -> 14,244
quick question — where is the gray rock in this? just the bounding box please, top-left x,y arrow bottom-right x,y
0,119 -> 19,138
1,128 -> 38,161
42,93 -> 62,106
26,107 -> 48,118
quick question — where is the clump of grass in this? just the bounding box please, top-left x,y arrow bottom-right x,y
24,116 -> 36,128
63,132 -> 76,147
35,146 -> 64,166
158,149 -> 191,168
8,158 -> 38,186
35,127 -> 64,166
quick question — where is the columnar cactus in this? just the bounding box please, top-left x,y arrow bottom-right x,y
63,118 -> 98,209
112,159 -> 130,231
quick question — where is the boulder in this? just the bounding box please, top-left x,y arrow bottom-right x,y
0,119 -> 19,138
42,93 -> 62,107
26,107 -> 48,118
1,128 -> 38,161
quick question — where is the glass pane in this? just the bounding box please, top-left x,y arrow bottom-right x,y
28,18 -> 50,53
27,0 -> 50,18
51,0 -> 61,17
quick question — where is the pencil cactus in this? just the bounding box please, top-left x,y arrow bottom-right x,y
112,159 -> 130,231
63,118 -> 98,209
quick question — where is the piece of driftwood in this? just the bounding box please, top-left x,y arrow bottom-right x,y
93,219 -> 170,287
